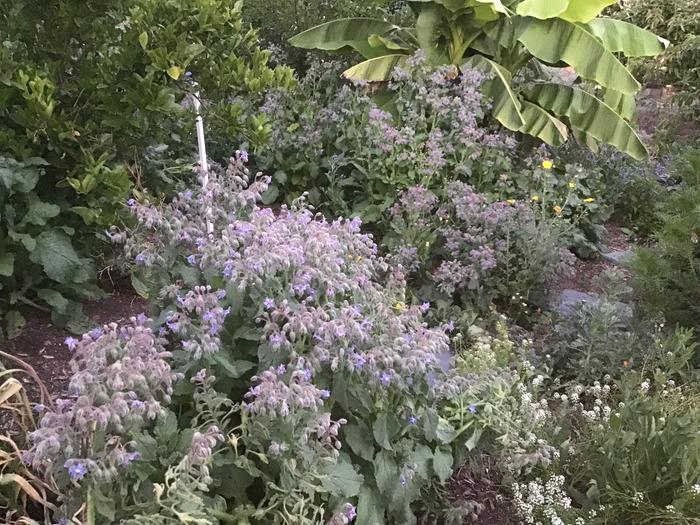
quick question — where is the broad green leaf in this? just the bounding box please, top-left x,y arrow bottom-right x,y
416,4 -> 449,64
23,196 -> 60,226
559,0 -> 618,23
29,230 -> 91,284
435,417 -> 458,444
474,0 -> 507,14
373,412 -> 401,450
520,101 -> 569,146
0,158 -> 43,193
5,311 -> 25,339
411,0 -> 470,12
432,447 -> 454,482
167,66 -> 183,80
374,450 -> 399,494
409,445 -> 434,480
516,0 -> 569,19
289,18 -> 401,59
586,18 -> 668,57
0,253 -> 14,277
36,288 -> 69,314
211,353 -> 255,379
527,83 -> 647,160
357,484 -> 385,525
603,88 -> 637,122
344,422 -> 375,461
322,462 -> 364,497
130,273 -> 150,299
343,55 -> 409,81
518,18 -> 640,94
465,427 -> 483,450
462,55 -> 525,131
138,31 -> 149,50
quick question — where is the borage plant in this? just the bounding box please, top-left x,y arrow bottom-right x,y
27,156 -> 479,524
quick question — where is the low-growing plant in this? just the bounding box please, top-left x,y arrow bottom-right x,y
257,54 -> 518,223
384,182 -> 572,314
27,157 -> 478,524
0,157 -> 104,340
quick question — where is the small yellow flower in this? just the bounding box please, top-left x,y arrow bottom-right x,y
531,195 -> 540,202
583,197 -> 595,203
393,302 -> 406,312
568,181 -> 577,189
553,205 -> 563,215
542,160 -> 554,170
506,199 -> 516,205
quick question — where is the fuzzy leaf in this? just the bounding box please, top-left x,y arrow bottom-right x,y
5,310 -> 25,339
373,412 -> 401,450
23,197 -> 60,226
322,461 -> 364,497
345,422 -> 375,461
432,447 -> 454,482
211,353 -> 255,379
374,450 -> 400,495
30,230 -> 90,284
0,253 -> 14,277
36,288 -> 69,314
357,484 -> 385,525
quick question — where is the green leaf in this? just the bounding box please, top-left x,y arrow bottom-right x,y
432,447 -> 453,482
374,450 -> 399,494
527,83 -> 648,160
289,18 -> 401,59
343,55 -> 409,82
435,418 -> 458,444
520,101 -> 569,146
0,253 -> 14,277
92,484 -> 116,522
345,422 -> 375,461
131,273 -> 150,299
373,412 -> 401,450
5,311 -> 25,339
23,197 -> 60,226
261,185 -> 279,205
416,4 -> 449,64
585,18 -> 668,57
517,18 -> 640,95
138,31 -> 149,50
559,0 -> 618,23
357,484 -> 385,525
603,88 -> 637,122
516,0 -> 569,19
475,0 -> 507,15
322,461 -> 364,497
462,55 -> 525,131
30,230 -> 91,284
211,353 -> 255,379
465,427 -> 483,451
36,288 -> 69,314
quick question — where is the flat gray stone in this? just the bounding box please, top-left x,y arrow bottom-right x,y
601,250 -> 634,266
553,289 -> 633,321
555,289 -> 597,316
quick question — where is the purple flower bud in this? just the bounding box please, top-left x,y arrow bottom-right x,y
127,198 -> 136,206
88,327 -> 103,340
468,404 -> 477,414
34,404 -> 45,413
408,416 -> 417,425
345,504 -> 357,520
186,254 -> 197,266
64,337 -> 78,351
420,302 -> 430,313
320,389 -> 331,399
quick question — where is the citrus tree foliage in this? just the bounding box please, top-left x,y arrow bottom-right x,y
0,0 -> 293,338
289,0 -> 667,159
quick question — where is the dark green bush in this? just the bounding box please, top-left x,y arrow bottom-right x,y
0,0 -> 294,338
632,150 -> 700,328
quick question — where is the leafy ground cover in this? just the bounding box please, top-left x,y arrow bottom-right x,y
1,1 -> 700,524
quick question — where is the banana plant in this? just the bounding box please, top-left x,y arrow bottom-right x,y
289,0 -> 668,159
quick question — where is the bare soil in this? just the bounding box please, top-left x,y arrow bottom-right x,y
0,281 -> 146,400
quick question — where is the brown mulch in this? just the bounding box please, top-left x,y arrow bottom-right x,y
0,282 -> 146,401
553,223 -> 633,295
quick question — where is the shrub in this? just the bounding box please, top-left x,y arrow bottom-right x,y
256,54 -> 518,223
27,157 -> 474,524
384,183 -> 572,314
0,0 -> 294,336
632,150 -> 700,328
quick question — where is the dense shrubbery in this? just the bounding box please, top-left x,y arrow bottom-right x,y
612,0 -> 700,113
0,0 -> 293,338
3,2 -> 700,524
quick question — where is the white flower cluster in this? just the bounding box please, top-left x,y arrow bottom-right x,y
512,475 -> 580,525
